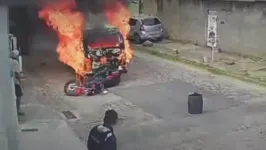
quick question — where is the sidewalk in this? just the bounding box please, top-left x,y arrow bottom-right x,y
20,119 -> 87,150
18,73 -> 87,150
132,40 -> 266,86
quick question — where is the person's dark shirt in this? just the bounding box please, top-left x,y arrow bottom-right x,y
87,124 -> 117,150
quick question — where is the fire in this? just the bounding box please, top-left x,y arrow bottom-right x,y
104,1 -> 133,63
39,0 -> 90,75
88,36 -> 121,49
39,0 -> 133,76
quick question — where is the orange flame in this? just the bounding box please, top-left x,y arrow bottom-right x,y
39,0 -> 133,76
105,1 -> 133,64
39,0 -> 90,75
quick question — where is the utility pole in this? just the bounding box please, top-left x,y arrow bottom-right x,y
139,0 -> 143,14
0,5 -> 19,150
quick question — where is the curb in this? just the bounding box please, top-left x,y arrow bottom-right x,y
132,44 -> 266,87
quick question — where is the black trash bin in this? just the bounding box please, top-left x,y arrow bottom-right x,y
188,92 -> 203,114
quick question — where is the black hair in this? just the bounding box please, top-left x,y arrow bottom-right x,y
103,109 -> 118,125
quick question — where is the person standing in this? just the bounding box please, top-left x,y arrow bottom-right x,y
87,109 -> 118,150
10,50 -> 24,116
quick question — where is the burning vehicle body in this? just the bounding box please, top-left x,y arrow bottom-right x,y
83,25 -> 128,74
39,0 -> 133,96
64,25 -> 129,96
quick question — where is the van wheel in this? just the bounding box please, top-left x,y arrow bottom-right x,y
134,34 -> 142,44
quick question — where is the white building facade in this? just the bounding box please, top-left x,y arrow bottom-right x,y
0,5 -> 20,150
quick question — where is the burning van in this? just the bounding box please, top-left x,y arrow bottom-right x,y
38,0 -> 133,96
63,24 -> 128,96
83,24 -> 127,74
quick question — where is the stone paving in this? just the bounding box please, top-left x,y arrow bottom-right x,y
133,40 -> 266,86
18,74 -> 87,150
22,48 -> 266,150
20,29 -> 266,150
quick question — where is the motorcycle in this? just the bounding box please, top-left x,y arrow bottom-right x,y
64,44 -> 128,96
64,64 -> 124,96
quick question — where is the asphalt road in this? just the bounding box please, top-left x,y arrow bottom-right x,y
22,31 -> 266,150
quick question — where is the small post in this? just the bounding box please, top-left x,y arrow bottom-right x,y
211,39 -> 215,62
211,45 -> 215,62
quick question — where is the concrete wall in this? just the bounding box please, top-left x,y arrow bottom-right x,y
143,0 -> 157,14
158,0 -> 180,39
143,0 -> 181,39
0,5 -> 19,150
143,0 -> 266,57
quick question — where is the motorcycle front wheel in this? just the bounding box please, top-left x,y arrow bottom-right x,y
64,80 -> 80,96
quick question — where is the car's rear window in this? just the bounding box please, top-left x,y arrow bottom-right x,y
88,34 -> 121,48
84,29 -> 123,48
141,18 -> 161,26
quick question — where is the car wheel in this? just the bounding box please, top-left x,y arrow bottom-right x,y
134,34 -> 142,44
157,37 -> 163,42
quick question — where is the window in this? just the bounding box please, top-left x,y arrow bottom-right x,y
129,19 -> 137,26
141,18 -> 161,26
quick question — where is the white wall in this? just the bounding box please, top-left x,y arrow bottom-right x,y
0,5 -> 19,150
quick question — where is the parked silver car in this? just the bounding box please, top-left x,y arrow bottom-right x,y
128,14 -> 164,44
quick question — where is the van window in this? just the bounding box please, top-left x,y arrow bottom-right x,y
129,18 -> 137,26
141,18 -> 161,26
84,28 -> 123,49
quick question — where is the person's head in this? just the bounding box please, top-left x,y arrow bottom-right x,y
103,109 -> 118,126
10,50 -> 19,59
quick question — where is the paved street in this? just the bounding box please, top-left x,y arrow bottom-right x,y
21,31 -> 266,150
